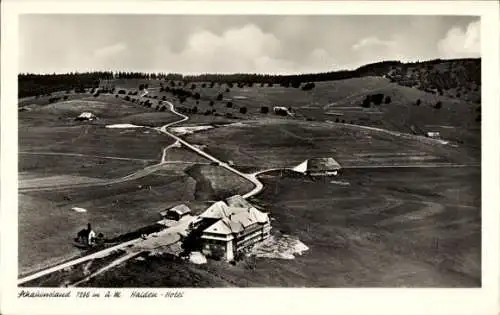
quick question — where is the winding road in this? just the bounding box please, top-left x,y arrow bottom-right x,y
158,101 -> 265,199
17,99 -> 267,286
18,91 -> 473,286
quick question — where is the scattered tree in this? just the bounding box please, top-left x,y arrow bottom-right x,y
371,93 -> 384,105
209,100 -> 215,107
434,101 -> 442,109
384,96 -> 392,104
239,107 -> 247,114
416,99 -> 421,106
226,101 -> 233,108
301,82 -> 316,91
260,106 -> 269,114
118,89 -> 126,94
216,93 -> 223,101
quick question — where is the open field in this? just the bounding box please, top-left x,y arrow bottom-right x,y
18,70 -> 481,286
85,166 -> 480,287
130,76 -> 479,145
17,93 -> 255,275
185,119 -> 479,173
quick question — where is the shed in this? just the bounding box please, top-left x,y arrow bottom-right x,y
426,132 -> 440,138
75,112 -> 96,121
160,204 -> 191,221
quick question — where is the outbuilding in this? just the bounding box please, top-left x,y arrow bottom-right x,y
75,112 -> 97,121
160,204 -> 192,221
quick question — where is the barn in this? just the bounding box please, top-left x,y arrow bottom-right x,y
294,157 -> 342,176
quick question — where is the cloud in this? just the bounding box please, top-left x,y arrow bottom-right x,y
94,43 -> 127,58
352,36 -> 396,51
438,20 -> 480,58
154,24 -> 336,75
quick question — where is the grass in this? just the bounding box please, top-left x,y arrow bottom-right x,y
18,74 -> 481,286
83,166 -> 480,287
184,119 -> 479,172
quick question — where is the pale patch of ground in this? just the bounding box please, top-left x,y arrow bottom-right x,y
250,234 -> 309,260
71,207 -> 87,213
170,125 -> 214,135
105,124 -> 143,129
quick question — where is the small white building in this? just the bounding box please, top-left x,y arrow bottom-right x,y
426,132 -> 440,138
75,112 -> 97,121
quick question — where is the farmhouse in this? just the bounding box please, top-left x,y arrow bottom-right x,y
426,131 -> 440,138
192,196 -> 271,261
75,112 -> 97,121
294,157 -> 342,176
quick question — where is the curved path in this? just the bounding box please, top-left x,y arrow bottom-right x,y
17,100 -> 268,285
158,101 -> 266,199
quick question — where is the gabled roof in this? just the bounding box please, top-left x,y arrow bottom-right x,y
307,157 -> 341,171
202,206 -> 269,235
199,201 -> 231,219
160,204 -> 191,216
78,112 -> 96,118
225,195 -> 253,208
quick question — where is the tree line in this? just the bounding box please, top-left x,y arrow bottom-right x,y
18,57 -> 479,98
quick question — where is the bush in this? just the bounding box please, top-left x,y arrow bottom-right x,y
193,92 -> 201,100
209,100 -> 214,107
361,96 -> 371,108
63,95 -> 68,100
124,95 -> 131,101
190,84 -> 196,90
192,106 -> 198,114
371,93 -> 384,105
226,101 -> 233,108
416,99 -> 421,106
434,101 -> 442,109
210,246 -> 226,261
225,88 -> 230,93
267,83 -> 273,87
118,90 -> 126,94
216,93 -> 223,101
301,82 -> 316,91
260,106 -> 269,114
115,95 -> 118,98
239,107 -> 247,114
384,96 -> 391,104
201,83 -> 206,88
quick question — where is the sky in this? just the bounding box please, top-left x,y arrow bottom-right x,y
19,15 -> 480,75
